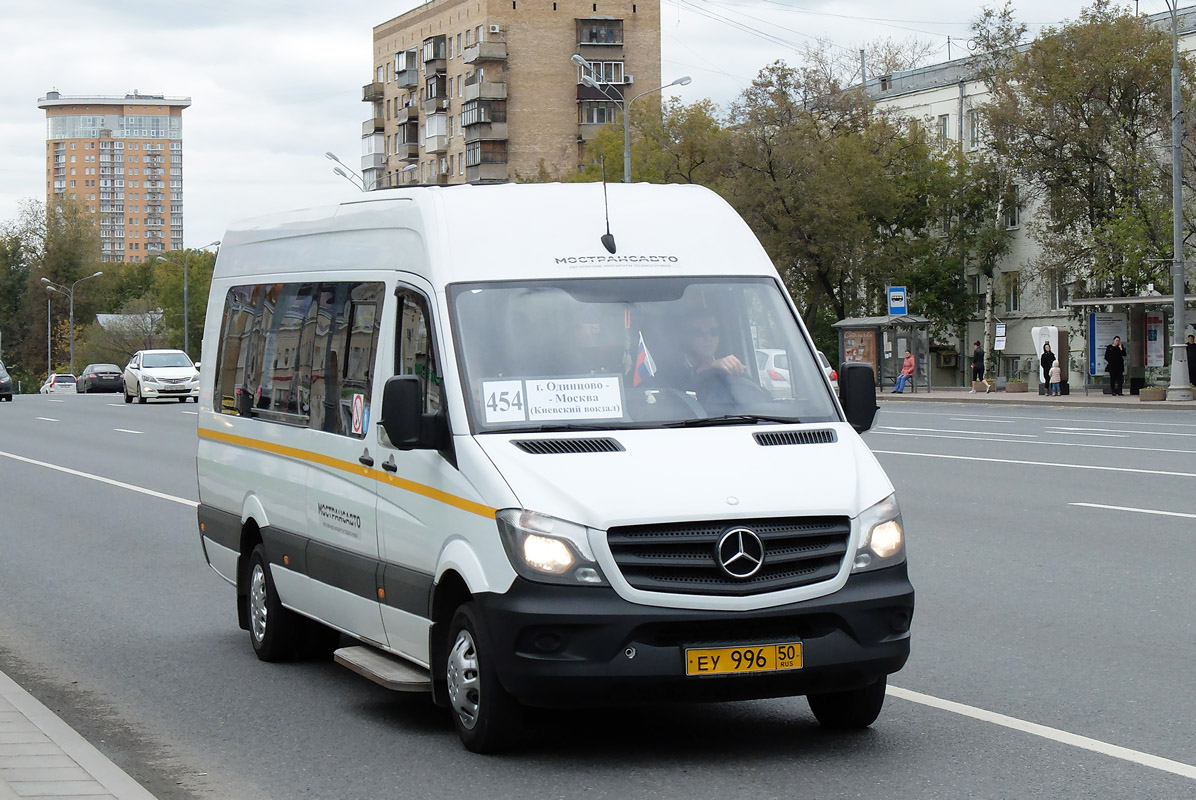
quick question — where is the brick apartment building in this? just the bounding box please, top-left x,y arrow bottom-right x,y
37,91 -> 191,263
363,0 -> 661,188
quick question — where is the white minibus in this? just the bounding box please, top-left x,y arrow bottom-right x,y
196,183 -> 912,752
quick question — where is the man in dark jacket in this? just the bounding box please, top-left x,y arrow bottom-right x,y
1105,336 -> 1126,396
1039,343 -> 1056,396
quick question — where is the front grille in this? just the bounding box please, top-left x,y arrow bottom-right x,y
754,429 -> 837,447
607,516 -> 851,596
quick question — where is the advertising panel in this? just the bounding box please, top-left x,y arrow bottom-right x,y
1088,313 -> 1128,376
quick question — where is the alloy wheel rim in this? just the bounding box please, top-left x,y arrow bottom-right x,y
446,629 -> 481,730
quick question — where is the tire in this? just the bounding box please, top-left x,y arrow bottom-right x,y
123,387 -> 133,403
807,676 -> 887,730
445,603 -> 523,753
246,544 -> 302,662
137,384 -> 147,404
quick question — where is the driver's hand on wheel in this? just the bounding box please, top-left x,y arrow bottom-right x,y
699,354 -> 746,375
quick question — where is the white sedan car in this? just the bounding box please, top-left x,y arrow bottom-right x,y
39,373 -> 77,394
123,349 -> 200,403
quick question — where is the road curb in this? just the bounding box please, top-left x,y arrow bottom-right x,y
0,668 -> 157,800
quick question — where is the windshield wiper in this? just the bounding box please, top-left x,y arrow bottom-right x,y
664,414 -> 801,428
502,424 -> 612,434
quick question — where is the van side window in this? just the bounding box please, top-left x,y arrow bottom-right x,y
215,281 -> 385,437
395,287 -> 443,414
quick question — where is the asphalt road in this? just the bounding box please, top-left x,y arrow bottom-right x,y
1,393 -> 1195,799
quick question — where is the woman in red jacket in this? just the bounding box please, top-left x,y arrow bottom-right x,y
892,350 -> 915,393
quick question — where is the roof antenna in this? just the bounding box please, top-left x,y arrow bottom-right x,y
599,156 -> 616,254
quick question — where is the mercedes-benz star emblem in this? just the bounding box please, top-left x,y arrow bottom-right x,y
715,527 -> 765,579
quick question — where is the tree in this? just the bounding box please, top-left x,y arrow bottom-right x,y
978,0 -> 1190,298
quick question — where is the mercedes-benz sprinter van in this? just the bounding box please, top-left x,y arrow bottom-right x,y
196,183 -> 913,753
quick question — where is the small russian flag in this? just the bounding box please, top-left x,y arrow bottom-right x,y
633,331 -> 657,387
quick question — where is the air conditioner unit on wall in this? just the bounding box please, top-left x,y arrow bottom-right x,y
488,24 -> 501,33
624,75 -> 634,84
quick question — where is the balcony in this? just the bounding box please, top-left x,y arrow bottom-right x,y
466,163 -> 508,183
395,105 -> 418,125
425,135 -> 448,154
464,80 -> 507,102
463,41 -> 507,64
396,67 -> 419,88
463,121 -> 508,143
361,152 -> 385,171
577,82 -> 625,101
422,96 -> 450,114
363,117 -> 385,135
396,142 -> 420,160
362,81 -> 384,102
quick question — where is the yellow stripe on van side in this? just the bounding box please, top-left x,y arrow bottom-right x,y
198,427 -> 497,519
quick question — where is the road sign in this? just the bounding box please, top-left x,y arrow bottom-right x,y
887,286 -> 907,316
995,322 -> 1006,351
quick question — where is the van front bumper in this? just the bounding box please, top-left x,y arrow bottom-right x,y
474,565 -> 913,707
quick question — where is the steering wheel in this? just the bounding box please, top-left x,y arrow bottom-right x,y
691,367 -> 775,414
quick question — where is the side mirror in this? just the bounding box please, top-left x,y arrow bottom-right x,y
839,363 -> 878,433
380,375 -> 425,450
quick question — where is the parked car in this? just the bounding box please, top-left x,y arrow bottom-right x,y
123,349 -> 200,403
76,363 -> 124,393
39,373 -> 77,394
0,360 -> 13,401
755,348 -> 792,399
817,350 -> 839,394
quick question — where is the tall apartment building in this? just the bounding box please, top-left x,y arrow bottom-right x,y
38,91 -> 191,263
363,0 -> 660,188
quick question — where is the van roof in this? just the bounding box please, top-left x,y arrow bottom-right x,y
213,183 -> 778,285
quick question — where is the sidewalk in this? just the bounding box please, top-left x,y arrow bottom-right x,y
0,669 -> 156,800
878,385 -> 1196,410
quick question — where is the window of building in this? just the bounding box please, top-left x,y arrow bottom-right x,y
937,114 -> 950,146
970,273 -> 985,315
1051,273 -> 1070,310
377,65 -> 385,82
465,140 -> 508,166
577,19 -> 623,44
578,100 -> 620,124
577,61 -> 624,84
1002,185 -> 1020,229
967,110 -> 982,150
476,25 -> 483,43
1003,272 -> 1021,313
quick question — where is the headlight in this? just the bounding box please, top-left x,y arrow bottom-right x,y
851,493 -> 906,573
496,509 -> 607,586
142,373 -> 159,384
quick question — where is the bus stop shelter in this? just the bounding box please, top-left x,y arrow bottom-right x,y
832,315 -> 932,392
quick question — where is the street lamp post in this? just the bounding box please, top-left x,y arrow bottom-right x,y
572,55 -> 691,183
41,271 -> 102,376
157,240 -> 220,359
325,151 -> 366,192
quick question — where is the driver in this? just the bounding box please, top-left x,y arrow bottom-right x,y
681,311 -> 746,389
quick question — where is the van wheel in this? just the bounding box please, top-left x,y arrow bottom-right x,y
807,676 -> 887,729
247,544 -> 301,662
445,603 -> 523,753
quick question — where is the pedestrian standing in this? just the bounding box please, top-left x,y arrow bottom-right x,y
1105,336 -> 1126,396
970,341 -> 990,393
1187,334 -> 1196,387
1049,360 -> 1062,396
892,349 -> 915,393
1039,343 -> 1056,396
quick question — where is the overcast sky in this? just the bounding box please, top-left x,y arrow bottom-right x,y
0,0 -> 1165,249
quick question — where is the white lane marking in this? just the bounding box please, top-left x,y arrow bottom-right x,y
35,417 -> 59,422
889,686 -> 1196,781
949,418 -> 1015,423
107,403 -> 125,407
1049,431 -> 1128,438
880,426 -> 1036,438
883,410 -> 1196,428
0,448 -> 197,508
113,428 -> 143,435
1070,502 -> 1196,520
182,411 -> 198,416
872,449 -> 1196,479
870,430 -> 1196,456
1047,426 -> 1196,438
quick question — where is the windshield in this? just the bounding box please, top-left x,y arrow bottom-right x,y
143,352 -> 194,369
449,277 -> 838,432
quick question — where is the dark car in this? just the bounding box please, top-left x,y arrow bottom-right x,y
77,363 -> 124,393
0,360 -> 12,401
